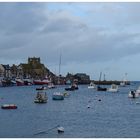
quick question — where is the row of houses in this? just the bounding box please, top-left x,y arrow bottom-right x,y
0,57 -> 91,85
0,57 -> 56,81
0,64 -> 12,80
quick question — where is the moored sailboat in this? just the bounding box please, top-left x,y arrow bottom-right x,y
97,72 -> 107,91
120,73 -> 128,87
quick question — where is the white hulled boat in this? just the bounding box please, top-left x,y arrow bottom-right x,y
120,73 -> 128,87
88,82 -> 96,89
108,84 -> 119,92
128,90 -> 139,98
136,86 -> 140,94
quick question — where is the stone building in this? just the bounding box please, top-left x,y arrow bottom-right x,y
19,57 -> 55,80
74,73 -> 90,84
65,72 -> 90,84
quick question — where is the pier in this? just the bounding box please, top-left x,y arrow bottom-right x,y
91,80 -> 130,85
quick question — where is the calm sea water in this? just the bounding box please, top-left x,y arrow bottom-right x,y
0,82 -> 140,138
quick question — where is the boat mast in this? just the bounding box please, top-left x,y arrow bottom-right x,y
59,52 -> 61,77
99,72 -> 102,85
124,73 -> 127,84
103,74 -> 106,81
58,52 -> 61,84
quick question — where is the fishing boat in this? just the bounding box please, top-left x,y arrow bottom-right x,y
1,104 -> 17,109
34,89 -> 48,103
15,78 -> 24,86
33,79 -> 50,85
88,82 -> 96,89
52,92 -> 64,100
96,72 -> 107,91
108,84 -> 119,92
128,90 -> 139,98
23,78 -> 33,85
11,80 -> 17,86
65,83 -> 78,91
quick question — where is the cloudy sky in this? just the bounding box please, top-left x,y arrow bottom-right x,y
0,2 -> 140,80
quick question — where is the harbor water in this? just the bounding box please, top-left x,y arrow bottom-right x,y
0,82 -> 140,138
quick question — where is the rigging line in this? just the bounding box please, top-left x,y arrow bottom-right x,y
33,125 -> 59,136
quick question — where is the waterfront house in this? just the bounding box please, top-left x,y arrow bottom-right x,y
10,64 -> 24,79
2,64 -> 11,78
0,64 -> 5,79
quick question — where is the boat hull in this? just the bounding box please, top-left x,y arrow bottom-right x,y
97,86 -> 107,91
65,88 -> 75,91
108,89 -> 118,92
34,99 -> 47,103
34,80 -> 49,85
1,105 -> 17,109
88,86 -> 95,89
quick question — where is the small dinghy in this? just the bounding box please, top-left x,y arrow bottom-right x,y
57,126 -> 64,133
1,104 -> 17,109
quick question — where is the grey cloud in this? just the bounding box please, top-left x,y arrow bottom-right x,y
0,2 -> 46,34
0,2 -> 140,70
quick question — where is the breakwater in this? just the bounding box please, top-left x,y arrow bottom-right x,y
91,80 -> 130,85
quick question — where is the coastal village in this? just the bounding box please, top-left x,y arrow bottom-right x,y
0,57 -> 91,86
